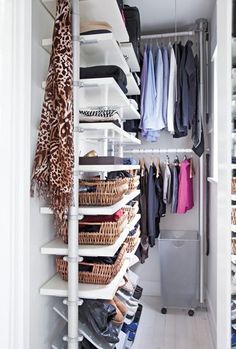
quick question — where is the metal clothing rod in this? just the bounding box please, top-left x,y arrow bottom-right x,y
141,30 -> 195,40
124,148 -> 194,154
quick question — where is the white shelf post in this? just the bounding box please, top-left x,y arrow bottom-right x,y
67,0 -> 81,348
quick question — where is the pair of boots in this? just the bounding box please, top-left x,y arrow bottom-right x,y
106,296 -> 127,326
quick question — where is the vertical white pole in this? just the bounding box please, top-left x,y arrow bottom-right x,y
197,18 -> 208,305
67,0 -> 80,348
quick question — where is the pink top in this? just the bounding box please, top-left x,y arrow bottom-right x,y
177,159 -> 194,214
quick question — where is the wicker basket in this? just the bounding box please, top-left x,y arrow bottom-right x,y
123,201 -> 139,223
56,243 -> 127,285
232,177 -> 236,194
232,208 -> 236,225
79,178 -> 128,206
127,176 -> 140,194
125,225 -> 141,253
57,213 -> 128,245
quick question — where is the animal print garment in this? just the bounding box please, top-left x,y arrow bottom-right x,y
31,0 -> 74,234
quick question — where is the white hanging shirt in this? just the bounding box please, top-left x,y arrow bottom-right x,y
167,44 -> 177,134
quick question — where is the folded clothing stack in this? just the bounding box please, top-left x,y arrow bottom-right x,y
79,109 -> 122,127
80,65 -> 128,94
80,21 -> 112,35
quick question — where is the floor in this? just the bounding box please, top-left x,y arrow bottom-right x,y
132,296 -> 214,349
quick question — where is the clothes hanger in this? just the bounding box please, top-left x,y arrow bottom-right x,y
155,157 -> 161,178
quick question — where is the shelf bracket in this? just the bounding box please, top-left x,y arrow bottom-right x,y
63,298 -> 84,307
63,335 -> 84,343
63,256 -> 82,263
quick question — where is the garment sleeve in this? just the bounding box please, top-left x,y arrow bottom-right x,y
155,47 -> 165,130
167,46 -> 177,134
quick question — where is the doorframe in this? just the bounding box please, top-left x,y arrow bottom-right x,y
0,1 -> 31,348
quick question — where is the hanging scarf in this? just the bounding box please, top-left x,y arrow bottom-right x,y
31,0 -> 74,233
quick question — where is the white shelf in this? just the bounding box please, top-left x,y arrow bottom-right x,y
120,43 -> 140,73
233,99 -> 236,114
79,0 -> 129,43
41,0 -> 129,43
41,189 -> 140,216
78,164 -> 140,173
78,122 -> 141,144
42,79 -> 140,120
232,225 -> 236,233
126,74 -> 140,96
116,331 -> 128,349
232,194 -> 236,201
41,214 -> 141,257
232,255 -> 236,264
129,255 -> 140,268
42,34 -> 129,72
40,259 -> 130,299
232,164 -> 236,169
233,68 -> 236,91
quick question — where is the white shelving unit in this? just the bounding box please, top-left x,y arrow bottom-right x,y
41,214 -> 141,257
40,189 -> 140,216
232,194 -> 236,201
39,1 -> 141,348
40,259 -> 130,299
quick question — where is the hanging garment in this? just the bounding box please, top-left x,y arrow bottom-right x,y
167,44 -> 177,134
171,159 -> 180,213
185,41 -> 197,129
192,54 -> 205,157
173,42 -> 188,138
140,46 -> 160,141
161,45 -> 170,127
137,162 -> 149,263
177,159 -> 194,214
147,164 -> 157,247
154,165 -> 166,234
154,46 -> 165,130
31,0 -> 74,234
163,162 -> 172,204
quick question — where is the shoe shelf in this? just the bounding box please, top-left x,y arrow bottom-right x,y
77,122 -> 141,145
53,300 -> 126,349
41,214 -> 141,257
41,0 -> 129,43
51,326 -> 68,349
42,33 -> 140,74
116,330 -> 128,349
40,189 -> 140,216
40,259 -> 130,299
42,78 -> 140,119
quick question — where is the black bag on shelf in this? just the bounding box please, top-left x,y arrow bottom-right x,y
123,5 -> 141,61
80,65 -> 128,94
233,0 -> 236,37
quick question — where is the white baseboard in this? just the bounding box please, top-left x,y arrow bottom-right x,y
206,291 -> 217,349
139,280 -> 161,297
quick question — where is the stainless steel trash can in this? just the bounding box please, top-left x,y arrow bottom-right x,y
159,230 -> 200,316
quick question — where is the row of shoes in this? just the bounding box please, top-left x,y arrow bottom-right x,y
80,274 -> 143,347
232,296 -> 236,348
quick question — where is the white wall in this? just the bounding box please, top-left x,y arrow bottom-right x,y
30,2 -> 65,348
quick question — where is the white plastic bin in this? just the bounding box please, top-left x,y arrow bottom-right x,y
159,230 -> 200,315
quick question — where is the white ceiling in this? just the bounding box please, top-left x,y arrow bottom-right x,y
124,0 -> 215,34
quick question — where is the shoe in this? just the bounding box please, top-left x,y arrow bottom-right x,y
113,296 -> 127,316
84,150 -> 98,157
106,299 -> 124,325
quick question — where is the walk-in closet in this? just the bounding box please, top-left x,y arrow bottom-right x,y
1,0 -> 233,348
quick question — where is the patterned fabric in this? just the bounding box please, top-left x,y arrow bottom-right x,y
31,0 -> 74,233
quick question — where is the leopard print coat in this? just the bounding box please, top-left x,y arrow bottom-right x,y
31,0 -> 74,233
